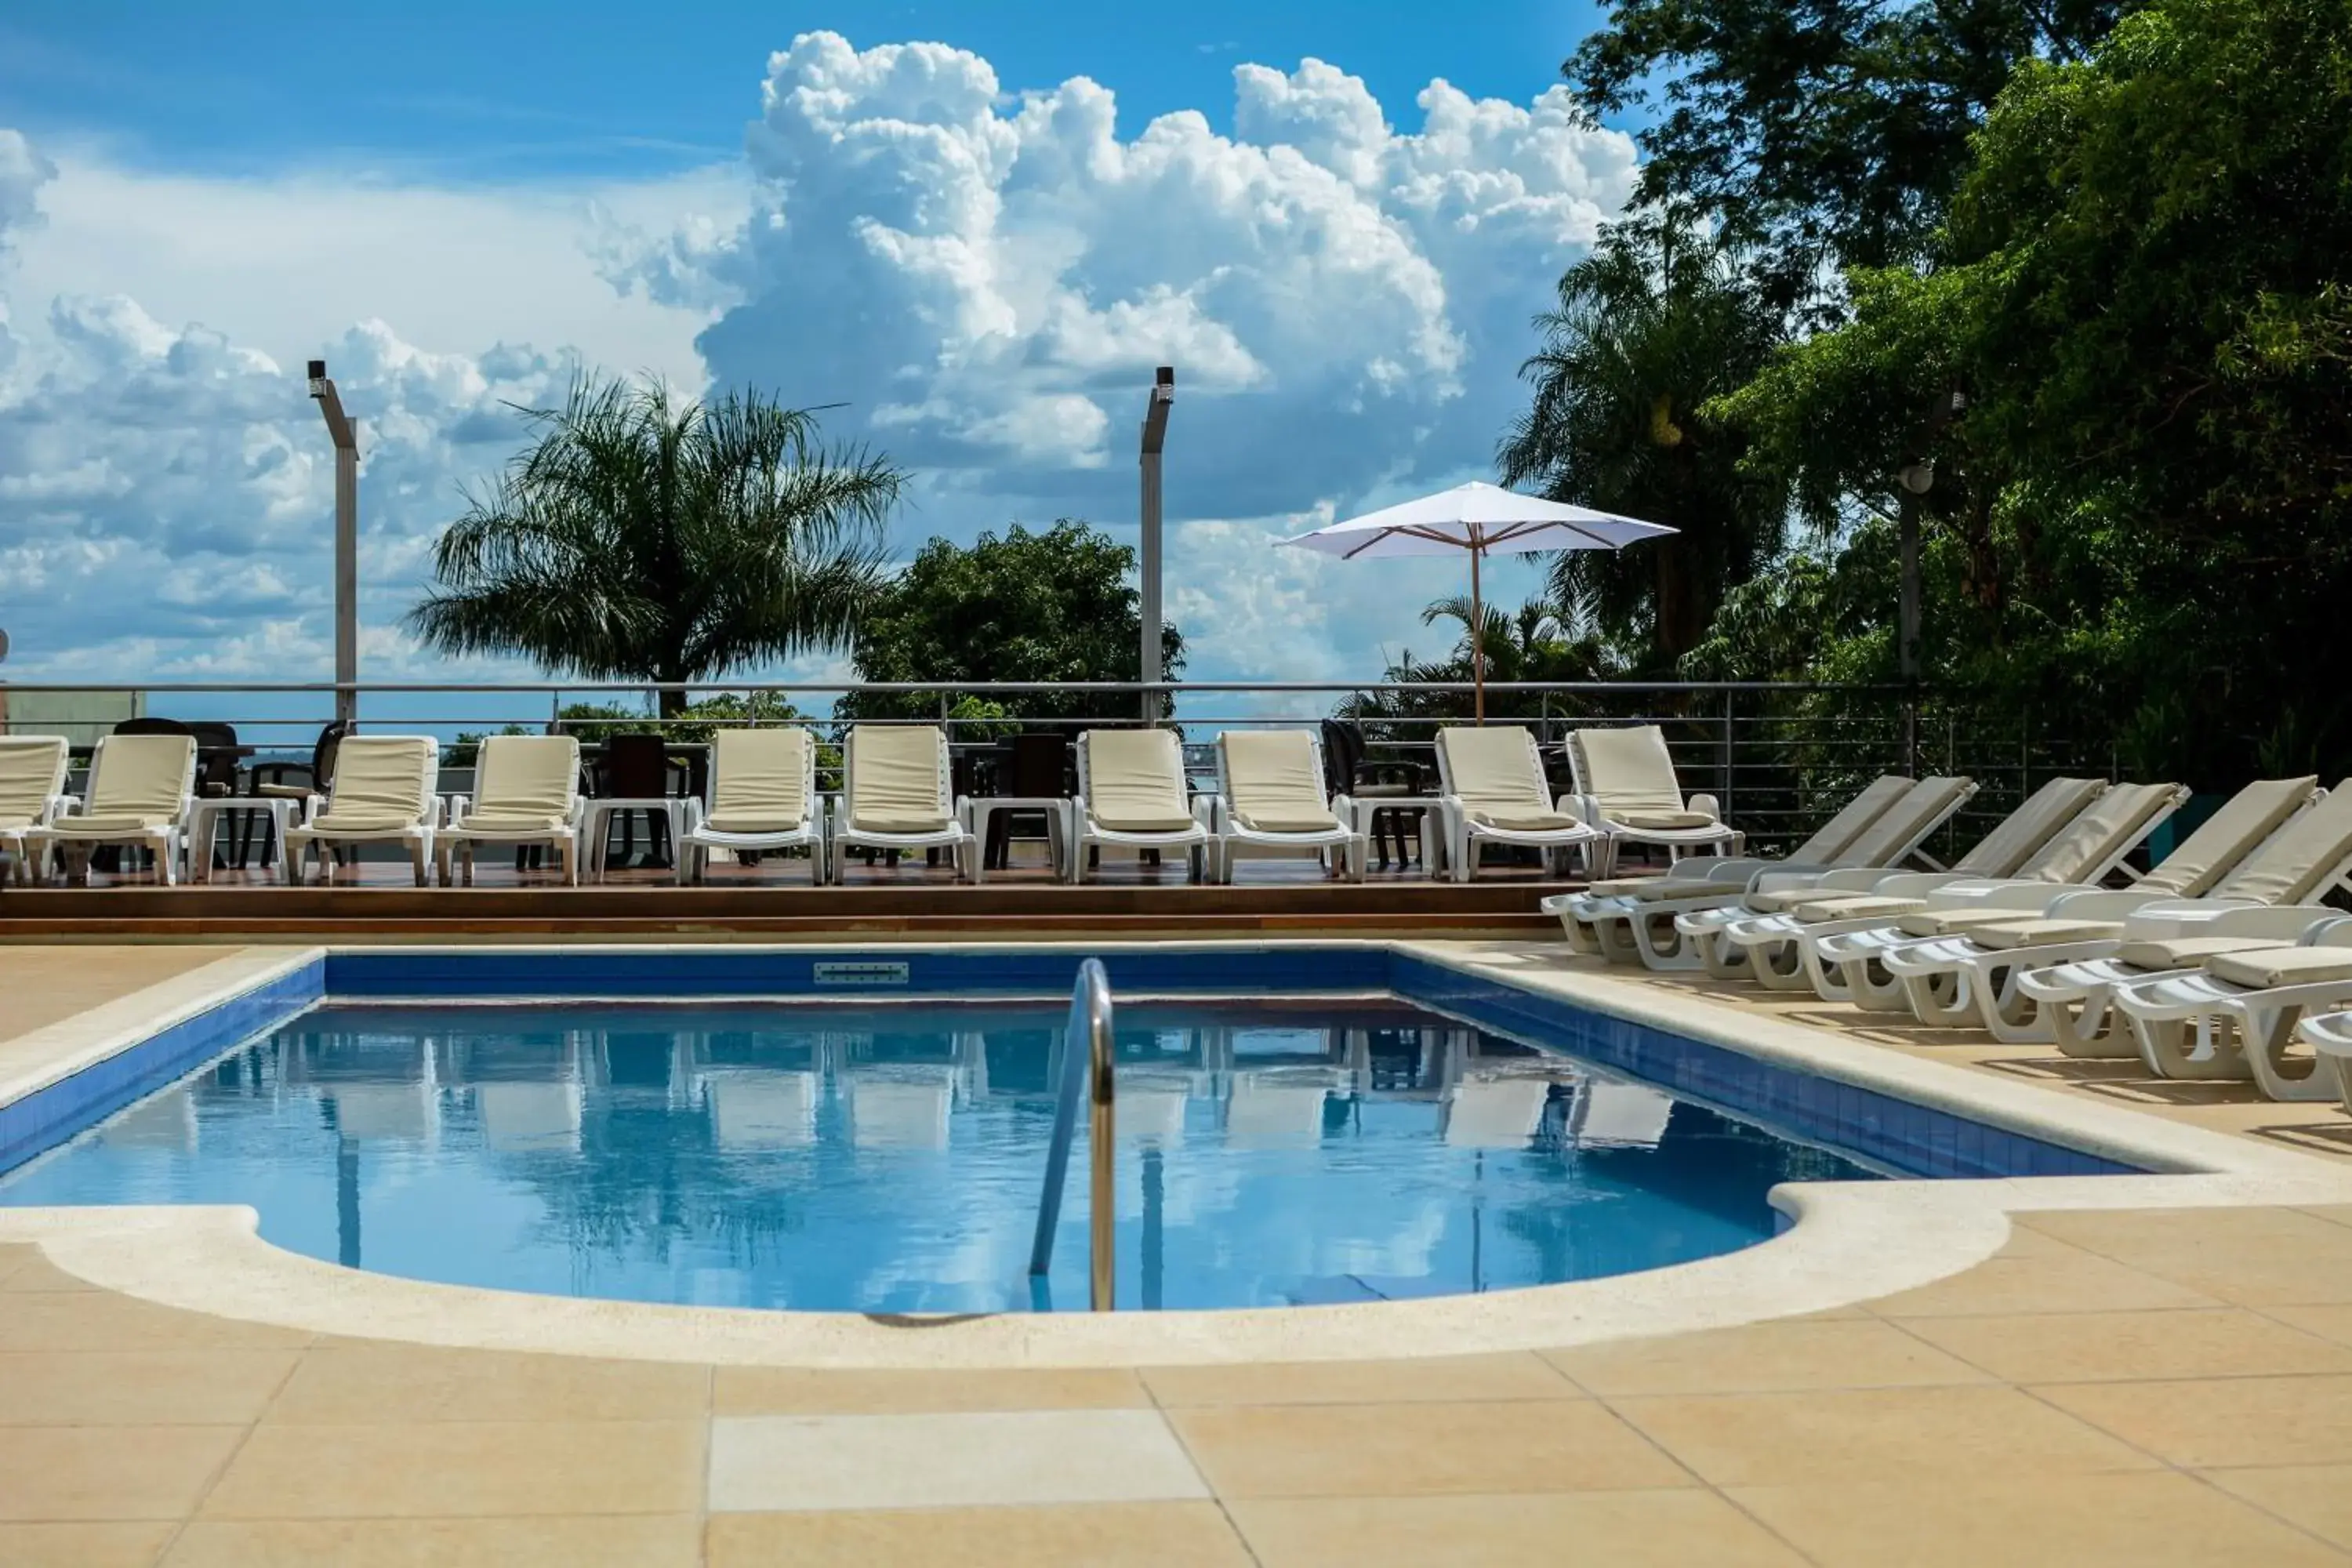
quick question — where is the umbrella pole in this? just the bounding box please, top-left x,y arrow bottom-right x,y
1470,543 -> 1485,724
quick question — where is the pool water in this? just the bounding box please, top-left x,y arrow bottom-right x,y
0,998 -> 1873,1312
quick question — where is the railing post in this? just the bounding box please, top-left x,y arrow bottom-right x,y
1719,689 -> 1734,822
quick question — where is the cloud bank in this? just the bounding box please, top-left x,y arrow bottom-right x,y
0,39 -> 1638,693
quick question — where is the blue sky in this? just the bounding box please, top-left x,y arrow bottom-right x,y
0,2 -> 1639,720
1,2 -> 1606,179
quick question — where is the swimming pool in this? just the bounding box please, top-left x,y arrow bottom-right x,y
0,946 -> 2138,1315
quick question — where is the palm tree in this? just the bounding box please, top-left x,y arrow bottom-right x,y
408,375 -> 904,718
1498,214 -> 1788,668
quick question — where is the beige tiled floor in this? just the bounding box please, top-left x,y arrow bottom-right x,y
9,943 -> 2352,1561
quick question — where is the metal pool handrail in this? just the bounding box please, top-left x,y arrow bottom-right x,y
1029,957 -> 1116,1311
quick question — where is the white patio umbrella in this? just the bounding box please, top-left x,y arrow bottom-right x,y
1278,481 -> 1675,720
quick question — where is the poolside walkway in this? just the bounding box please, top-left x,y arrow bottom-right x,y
5,944 -> 2352,1563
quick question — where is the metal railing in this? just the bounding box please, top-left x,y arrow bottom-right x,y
1029,958 -> 1116,1312
0,678 -> 2114,861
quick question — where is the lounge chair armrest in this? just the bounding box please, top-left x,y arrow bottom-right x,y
1554,793 -> 1593,825
679,797 -> 705,833
2041,887 -> 2175,920
1330,792 -> 1356,821
1918,879 -> 2071,912
1867,870 -> 1972,899
40,793 -> 75,825
1070,793 -> 1091,828
1687,792 -> 1722,822
1773,866 -> 1888,894
443,793 -> 470,829
1191,795 -> 1218,830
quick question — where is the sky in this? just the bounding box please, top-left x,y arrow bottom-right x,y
0,0 -> 1635,720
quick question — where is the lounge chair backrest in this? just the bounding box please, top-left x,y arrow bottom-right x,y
1220,731 -> 1339,833
86,734 -> 197,822
1080,729 -> 1196,832
2212,779 -> 2352,904
472,735 -> 579,823
1786,775 -> 1913,864
708,728 -> 812,833
1949,777 -> 2108,877
2136,775 -> 2319,897
1566,725 -> 1690,818
847,726 -> 951,833
1436,728 -> 1552,818
321,737 -> 437,826
1833,776 -> 1975,866
0,737 -> 70,828
2019,782 -> 2185,884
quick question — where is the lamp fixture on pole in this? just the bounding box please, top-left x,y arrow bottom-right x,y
308,360 -> 361,727
1138,365 -> 1174,722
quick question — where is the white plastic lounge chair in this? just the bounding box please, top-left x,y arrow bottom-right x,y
1875,775 -> 2321,1038
437,734 -> 585,886
1544,773 -> 1912,966
2296,1009 -> 2352,1118
1210,729 -> 1364,884
2007,781 -> 2352,1055
1668,775 -> 1981,977
0,736 -> 72,885
677,728 -> 822,884
1792,780 -> 2190,1007
1433,726 -> 1605,884
1070,728 -> 1210,884
1712,776 -> 2108,990
281,735 -> 442,886
1565,724 -> 1743,876
831,725 -> 973,883
26,732 -> 197,885
2110,916 -> 2352,1101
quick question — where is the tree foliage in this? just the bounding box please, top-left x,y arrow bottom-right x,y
1709,0 -> 2352,780
409,375 -> 902,717
1568,0 -> 2127,311
1497,216 -> 1789,666
839,521 -> 1185,725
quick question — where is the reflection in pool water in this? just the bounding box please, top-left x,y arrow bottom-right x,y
0,1000 -> 1873,1312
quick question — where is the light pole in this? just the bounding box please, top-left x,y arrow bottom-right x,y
308,360 -> 360,727
1138,365 -> 1174,722
1896,389 -> 1966,775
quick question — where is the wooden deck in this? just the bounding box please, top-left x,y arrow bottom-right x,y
0,878 -> 1573,941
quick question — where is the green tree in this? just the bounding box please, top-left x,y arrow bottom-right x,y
1715,0 -> 2352,780
1497,218 -> 1789,666
1338,593 -> 1619,732
408,375 -> 903,719
840,521 -> 1184,725
1567,0 -> 2127,311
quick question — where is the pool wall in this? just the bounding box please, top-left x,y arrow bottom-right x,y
2,943 -> 2131,1183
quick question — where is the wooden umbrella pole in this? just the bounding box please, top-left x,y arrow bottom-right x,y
1470,538 -> 1486,724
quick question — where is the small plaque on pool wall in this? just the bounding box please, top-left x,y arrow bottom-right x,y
812,960 -> 912,986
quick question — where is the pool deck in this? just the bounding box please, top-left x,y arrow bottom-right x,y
5,943 -> 2352,1564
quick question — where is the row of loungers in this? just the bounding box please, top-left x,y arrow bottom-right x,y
0,720 -> 1733,889
1547,772 -> 2352,1116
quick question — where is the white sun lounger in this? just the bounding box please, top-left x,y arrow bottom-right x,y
1664,775 -> 1981,977
1874,775 -> 2321,1039
2007,781 -> 2352,1056
677,728 -> 822,884
2111,917 -> 2352,1101
2296,1010 -> 2352,1118
1565,724 -> 1743,877
1709,775 -> 2100,989
1209,729 -> 1364,884
25,732 -> 198,885
831,725 -> 974,883
1544,773 -> 1912,966
0,736 -> 72,884
1790,780 -> 2189,1007
437,734 -> 585,886
281,735 -> 442,886
1071,728 -> 1210,884
1434,726 -> 1605,883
